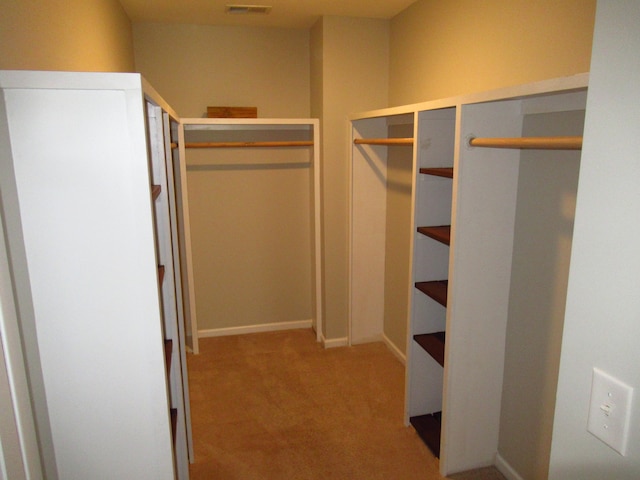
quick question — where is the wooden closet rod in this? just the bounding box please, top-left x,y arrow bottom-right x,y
185,140 -> 313,149
354,138 -> 414,146
469,136 -> 582,150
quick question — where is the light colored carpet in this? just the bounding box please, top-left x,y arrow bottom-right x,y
187,328 -> 505,480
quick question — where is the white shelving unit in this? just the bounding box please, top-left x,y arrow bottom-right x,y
179,118 -> 323,342
407,106 -> 457,458
145,82 -> 194,479
350,74 -> 589,477
0,70 -> 192,479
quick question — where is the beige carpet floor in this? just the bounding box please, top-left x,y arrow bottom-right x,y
187,329 -> 505,480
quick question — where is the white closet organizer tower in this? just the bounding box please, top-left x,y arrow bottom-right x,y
350,73 -> 588,477
0,71 -> 193,479
179,118 -> 322,341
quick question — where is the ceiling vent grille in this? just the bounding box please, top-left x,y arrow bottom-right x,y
225,4 -> 272,15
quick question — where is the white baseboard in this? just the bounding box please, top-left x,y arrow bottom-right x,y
383,334 -> 406,365
321,335 -> 349,349
198,319 -> 312,338
495,453 -> 524,480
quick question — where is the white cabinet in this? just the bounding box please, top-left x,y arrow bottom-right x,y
0,71 -> 192,479
350,74 -> 589,477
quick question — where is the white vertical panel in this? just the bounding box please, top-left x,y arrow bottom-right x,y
2,78 -> 174,479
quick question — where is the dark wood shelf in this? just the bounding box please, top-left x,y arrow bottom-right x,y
415,280 -> 448,307
152,184 -> 161,200
419,167 -> 453,178
414,332 -> 445,367
410,412 -> 442,458
170,408 -> 178,443
164,339 -> 173,373
417,226 -> 451,245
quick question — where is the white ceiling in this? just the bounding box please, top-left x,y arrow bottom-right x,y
118,0 -> 417,29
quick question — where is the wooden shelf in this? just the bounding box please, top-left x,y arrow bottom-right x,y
170,408 -> 178,444
417,226 -> 451,245
415,280 -> 448,307
419,167 -> 453,178
157,265 -> 165,285
410,412 -> 442,458
414,332 -> 446,367
152,184 -> 161,200
164,339 -> 173,373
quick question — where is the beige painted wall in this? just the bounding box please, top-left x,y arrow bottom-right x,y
0,0 -> 134,72
133,23 -> 310,118
311,17 -> 389,340
133,24 -> 312,333
384,123 -> 413,354
389,0 -> 596,105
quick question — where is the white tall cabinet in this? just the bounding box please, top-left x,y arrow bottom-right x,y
350,74 -> 589,478
0,71 -> 192,479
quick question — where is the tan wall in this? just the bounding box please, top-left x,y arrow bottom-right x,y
389,0 -> 596,105
383,123 -> 413,354
132,23 -> 310,118
0,0 -> 134,72
311,17 -> 389,340
133,24 -> 312,333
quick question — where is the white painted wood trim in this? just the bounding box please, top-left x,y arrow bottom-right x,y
176,125 -> 199,355
349,73 -> 589,121
311,119 -> 323,342
382,334 -> 406,365
198,320 -> 313,338
495,453 -> 525,480
181,118 -> 317,128
321,336 -> 349,349
0,216 -> 42,480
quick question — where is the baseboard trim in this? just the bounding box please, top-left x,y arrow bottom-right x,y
321,335 -> 349,349
495,453 -> 524,480
383,334 -> 406,365
198,319 -> 312,338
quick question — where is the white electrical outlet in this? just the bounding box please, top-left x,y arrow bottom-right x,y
587,367 -> 634,455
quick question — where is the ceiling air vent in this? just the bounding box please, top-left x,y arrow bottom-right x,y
225,4 -> 272,15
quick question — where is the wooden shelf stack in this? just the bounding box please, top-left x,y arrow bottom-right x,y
407,107 -> 457,459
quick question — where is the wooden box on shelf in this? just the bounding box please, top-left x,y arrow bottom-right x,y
207,106 -> 257,118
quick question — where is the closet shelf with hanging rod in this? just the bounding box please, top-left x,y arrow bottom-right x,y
468,135 -> 582,150
354,137 -> 414,146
